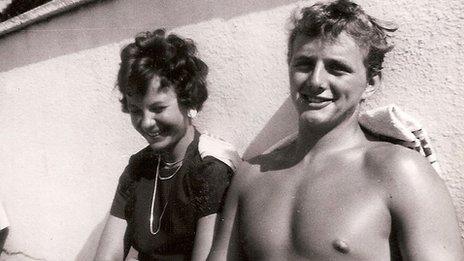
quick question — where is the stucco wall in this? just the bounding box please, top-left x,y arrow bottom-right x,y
0,0 -> 463,259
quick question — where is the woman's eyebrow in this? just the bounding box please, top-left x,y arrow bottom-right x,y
148,101 -> 166,106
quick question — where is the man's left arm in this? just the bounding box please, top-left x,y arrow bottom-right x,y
386,149 -> 464,260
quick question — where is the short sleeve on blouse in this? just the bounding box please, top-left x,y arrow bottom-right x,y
110,163 -> 135,219
191,156 -> 234,218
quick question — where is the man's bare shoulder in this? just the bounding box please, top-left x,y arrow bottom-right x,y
247,141 -> 296,171
236,152 -> 278,184
363,141 -> 445,203
231,145 -> 294,196
364,141 -> 437,175
226,160 -> 263,201
363,143 -> 463,260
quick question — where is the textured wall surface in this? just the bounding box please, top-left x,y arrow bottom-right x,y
0,0 -> 463,259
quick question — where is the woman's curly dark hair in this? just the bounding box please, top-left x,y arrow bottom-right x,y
288,0 -> 397,80
117,29 -> 208,112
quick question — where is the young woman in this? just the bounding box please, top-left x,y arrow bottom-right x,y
95,29 -> 239,261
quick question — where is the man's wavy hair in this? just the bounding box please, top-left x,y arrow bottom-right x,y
117,29 -> 208,112
288,0 -> 397,80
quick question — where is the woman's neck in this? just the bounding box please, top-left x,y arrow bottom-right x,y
161,125 -> 195,163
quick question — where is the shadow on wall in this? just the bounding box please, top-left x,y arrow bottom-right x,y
0,0 -> 298,72
243,97 -> 298,160
75,218 -> 106,261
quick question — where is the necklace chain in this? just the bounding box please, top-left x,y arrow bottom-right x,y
150,154 -> 184,235
163,158 -> 184,168
149,155 -> 168,235
159,164 -> 182,180
149,154 -> 184,235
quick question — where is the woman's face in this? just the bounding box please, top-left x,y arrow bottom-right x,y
126,75 -> 191,153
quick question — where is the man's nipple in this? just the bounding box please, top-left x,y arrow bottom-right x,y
332,239 -> 350,254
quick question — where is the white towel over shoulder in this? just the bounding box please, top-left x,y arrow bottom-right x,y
359,104 -> 441,174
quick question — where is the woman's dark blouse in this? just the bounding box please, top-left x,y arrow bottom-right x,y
110,132 -> 234,260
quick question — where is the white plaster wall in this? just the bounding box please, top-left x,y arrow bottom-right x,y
0,0 -> 463,259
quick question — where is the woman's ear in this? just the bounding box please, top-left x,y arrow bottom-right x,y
362,74 -> 381,100
187,108 -> 198,118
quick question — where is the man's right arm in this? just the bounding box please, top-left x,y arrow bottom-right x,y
94,214 -> 127,261
207,161 -> 251,261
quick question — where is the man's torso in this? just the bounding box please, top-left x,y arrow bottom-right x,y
237,141 -> 401,260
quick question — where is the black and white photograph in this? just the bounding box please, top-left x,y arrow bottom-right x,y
0,0 -> 463,260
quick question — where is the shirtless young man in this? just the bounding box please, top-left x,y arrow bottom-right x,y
207,1 -> 464,260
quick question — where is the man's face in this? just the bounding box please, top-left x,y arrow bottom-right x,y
289,32 -> 371,129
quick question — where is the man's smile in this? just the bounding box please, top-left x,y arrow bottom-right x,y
299,93 -> 334,109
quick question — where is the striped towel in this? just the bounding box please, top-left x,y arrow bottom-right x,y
359,104 -> 441,174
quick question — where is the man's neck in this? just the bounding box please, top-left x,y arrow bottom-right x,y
294,111 -> 366,162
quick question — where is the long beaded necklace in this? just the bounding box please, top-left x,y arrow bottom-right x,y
149,154 -> 183,235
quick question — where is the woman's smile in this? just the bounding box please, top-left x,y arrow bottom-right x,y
145,131 -> 161,139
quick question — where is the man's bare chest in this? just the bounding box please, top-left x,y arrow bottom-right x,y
238,169 -> 392,260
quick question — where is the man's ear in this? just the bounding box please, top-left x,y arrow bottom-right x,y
362,74 -> 381,100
